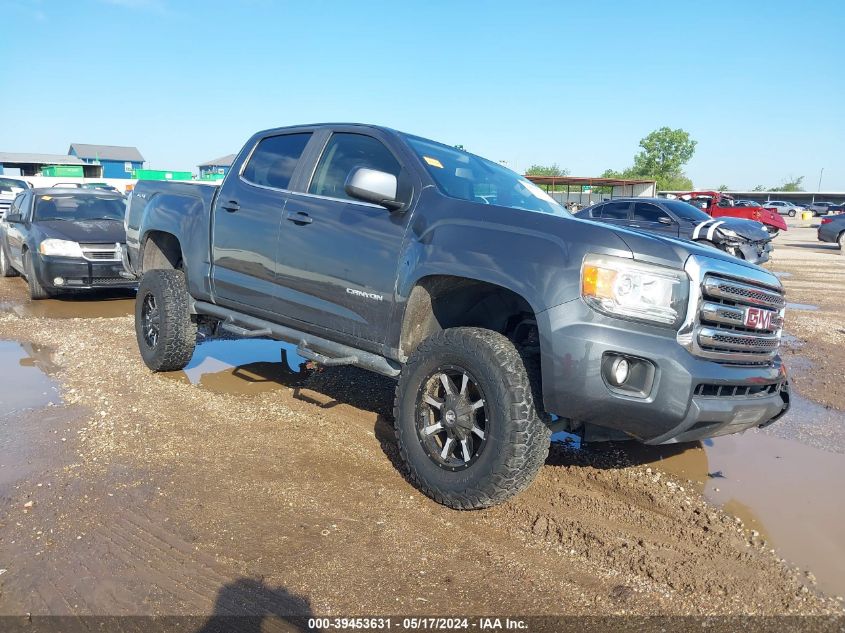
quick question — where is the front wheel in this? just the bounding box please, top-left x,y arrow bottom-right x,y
838,231 -> 844,254
393,327 -> 550,510
135,269 -> 197,371
788,209 -> 796,217
24,251 -> 50,300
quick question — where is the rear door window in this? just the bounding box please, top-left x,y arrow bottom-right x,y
308,133 -> 401,201
598,201 -> 630,219
241,133 -> 312,190
633,202 -> 667,223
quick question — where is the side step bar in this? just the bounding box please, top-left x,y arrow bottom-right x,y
193,301 -> 401,378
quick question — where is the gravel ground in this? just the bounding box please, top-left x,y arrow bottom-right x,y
0,227 -> 844,619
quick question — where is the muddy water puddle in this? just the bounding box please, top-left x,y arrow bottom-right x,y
0,341 -> 78,490
0,291 -> 133,319
0,341 -> 61,417
786,302 -> 820,311
627,414 -> 845,597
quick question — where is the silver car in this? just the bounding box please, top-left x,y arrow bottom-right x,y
764,200 -> 806,217
807,201 -> 838,216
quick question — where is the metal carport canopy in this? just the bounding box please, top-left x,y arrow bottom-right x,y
524,175 -> 657,201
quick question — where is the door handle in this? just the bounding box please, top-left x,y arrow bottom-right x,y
221,200 -> 240,213
285,210 -> 313,225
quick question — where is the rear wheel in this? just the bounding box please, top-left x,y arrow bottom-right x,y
393,327 -> 550,510
24,251 -> 50,300
838,231 -> 844,254
135,269 -> 197,371
0,244 -> 19,277
788,209 -> 796,217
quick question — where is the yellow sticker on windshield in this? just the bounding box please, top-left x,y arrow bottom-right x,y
423,156 -> 444,169
41,195 -> 52,201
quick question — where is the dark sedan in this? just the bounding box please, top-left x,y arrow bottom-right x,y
0,188 -> 137,299
818,214 -> 845,252
575,197 -> 774,264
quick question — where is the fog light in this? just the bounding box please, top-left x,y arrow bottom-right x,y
53,277 -> 65,286
610,357 -> 630,386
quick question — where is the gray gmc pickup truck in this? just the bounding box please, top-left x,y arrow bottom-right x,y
124,123 -> 790,509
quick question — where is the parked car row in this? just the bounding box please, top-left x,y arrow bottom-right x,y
0,124 -> 796,510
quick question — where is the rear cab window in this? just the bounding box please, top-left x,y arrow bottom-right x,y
241,133 -> 313,190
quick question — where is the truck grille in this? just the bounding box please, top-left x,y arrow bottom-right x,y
694,382 -> 781,398
693,273 -> 785,365
80,243 -> 122,262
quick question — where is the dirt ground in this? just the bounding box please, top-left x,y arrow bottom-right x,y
763,225 -> 845,411
1,222 -> 844,622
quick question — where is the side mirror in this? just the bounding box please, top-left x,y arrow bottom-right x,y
345,168 -> 402,210
5,213 -> 22,223
658,216 -> 673,225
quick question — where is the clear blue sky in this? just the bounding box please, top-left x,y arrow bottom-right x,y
2,0 -> 843,190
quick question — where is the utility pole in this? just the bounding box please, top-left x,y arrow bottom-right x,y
818,167 -> 824,192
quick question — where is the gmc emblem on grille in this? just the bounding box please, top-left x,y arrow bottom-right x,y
744,307 -> 772,330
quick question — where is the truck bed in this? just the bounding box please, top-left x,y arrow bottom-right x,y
124,180 -> 220,300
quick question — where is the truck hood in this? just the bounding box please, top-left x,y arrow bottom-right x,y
36,219 -> 126,243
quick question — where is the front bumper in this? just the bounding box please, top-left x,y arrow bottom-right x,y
537,300 -> 789,444
35,255 -> 138,291
736,240 -> 773,265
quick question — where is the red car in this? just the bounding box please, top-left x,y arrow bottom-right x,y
677,191 -> 788,235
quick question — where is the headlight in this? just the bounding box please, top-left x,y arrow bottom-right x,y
718,227 -> 739,239
581,254 -> 688,327
39,239 -> 84,258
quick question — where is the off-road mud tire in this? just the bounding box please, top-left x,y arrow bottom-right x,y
393,327 -> 551,510
24,251 -> 50,299
135,269 -> 197,372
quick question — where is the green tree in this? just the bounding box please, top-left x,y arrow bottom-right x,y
600,168 -> 623,179
717,184 -> 729,192
525,163 -> 569,177
631,127 -> 697,182
601,127 -> 697,190
769,176 -> 804,192
752,185 -> 767,192
659,173 -> 694,191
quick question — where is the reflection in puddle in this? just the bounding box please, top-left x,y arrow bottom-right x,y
626,427 -> 845,597
0,291 -> 134,319
176,338 -> 308,395
0,340 -> 61,416
703,431 -> 845,597
786,302 -> 820,311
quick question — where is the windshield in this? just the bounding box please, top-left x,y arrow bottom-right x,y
34,194 -> 126,222
404,135 -> 567,216
662,199 -> 712,222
